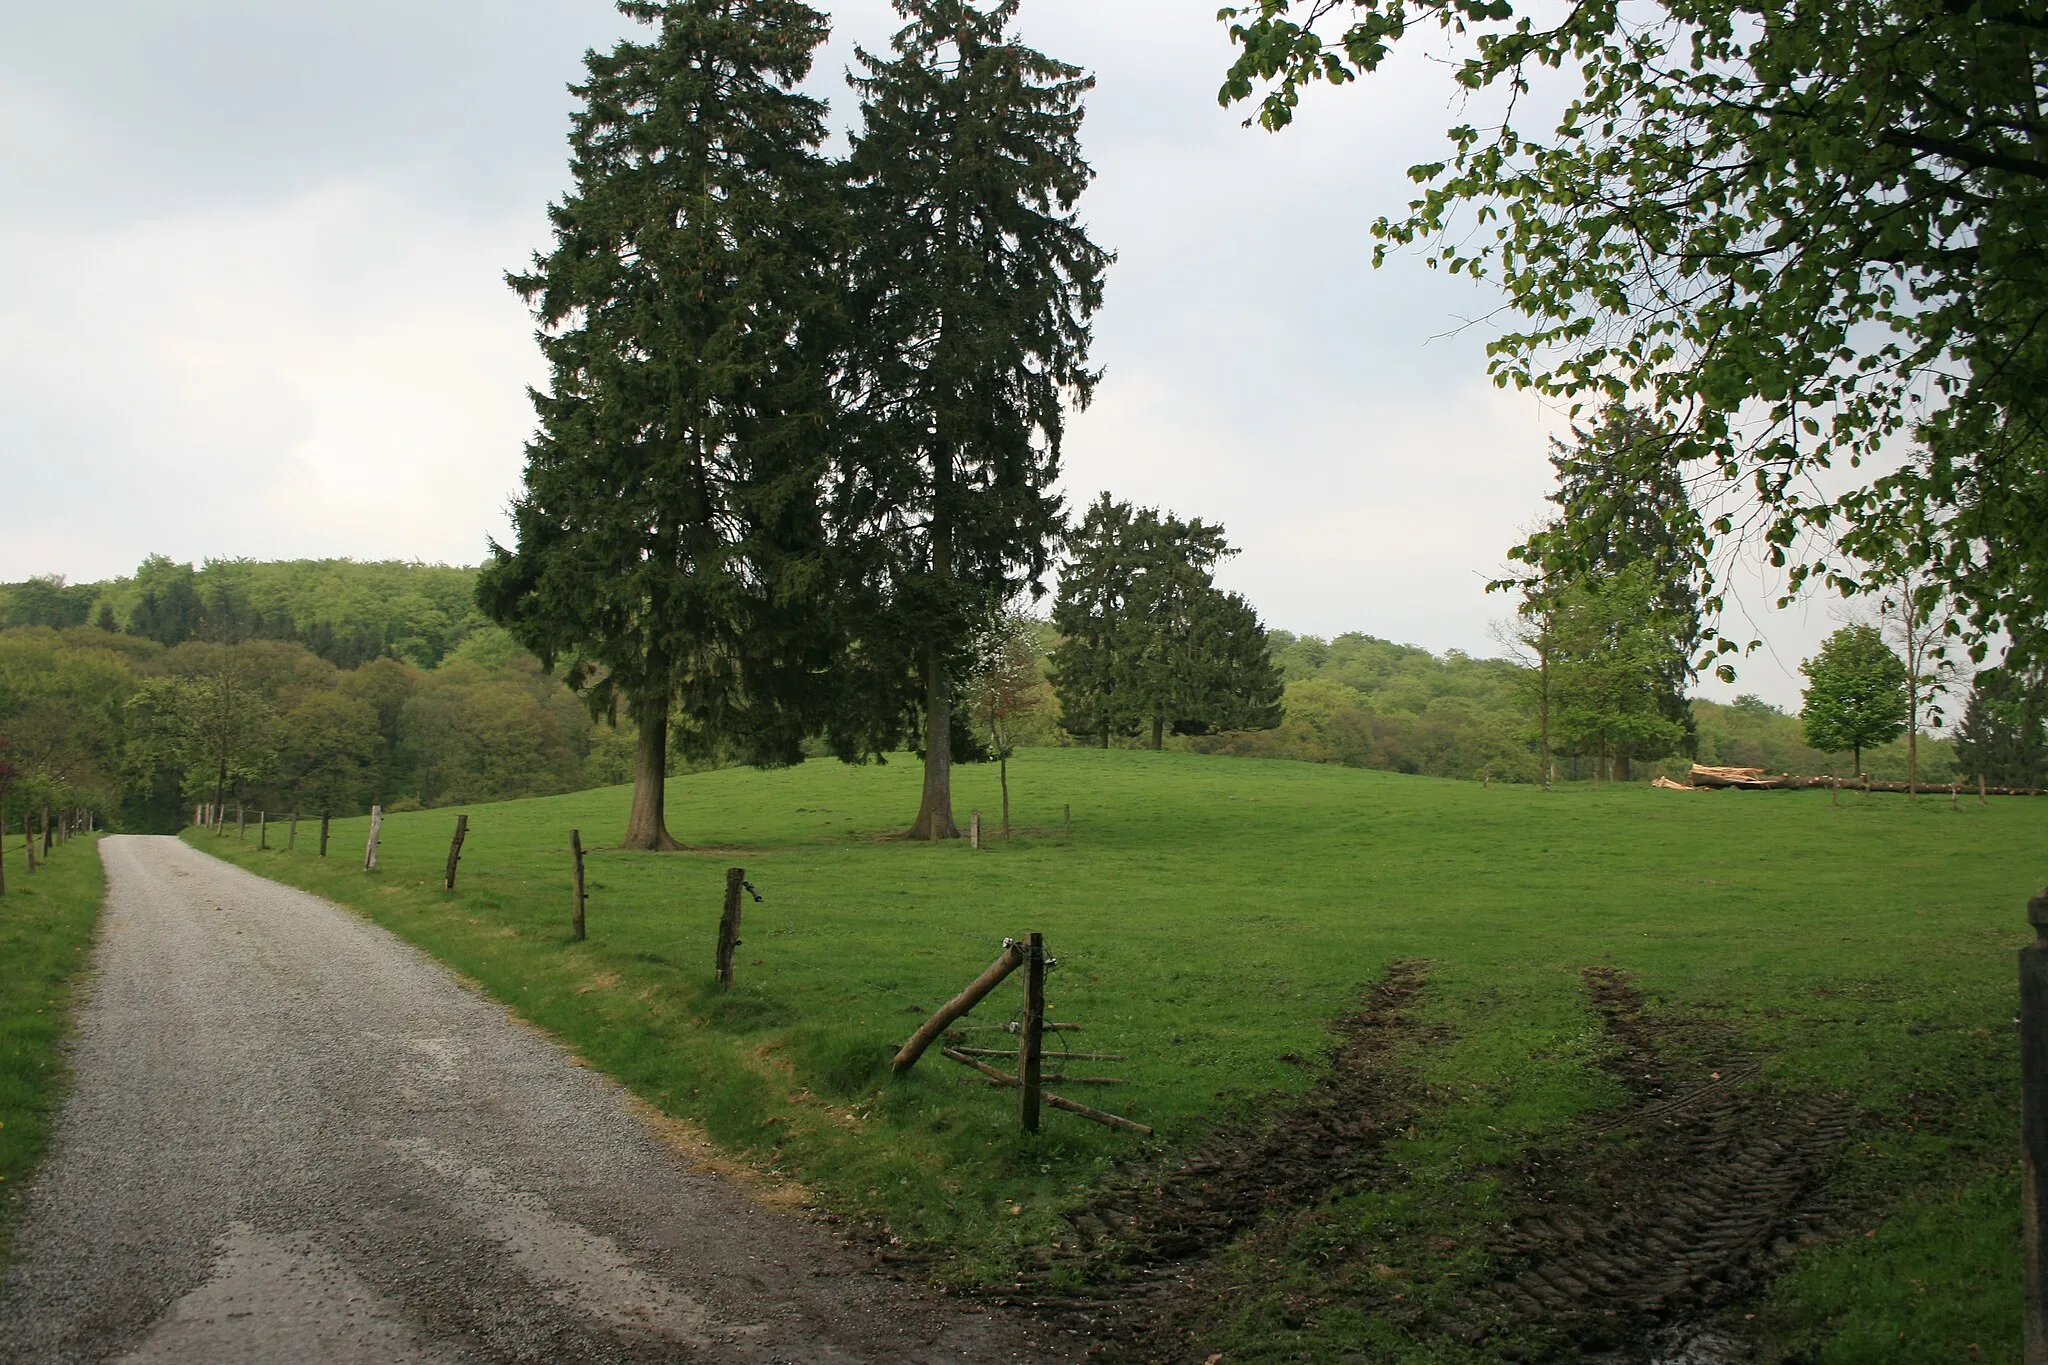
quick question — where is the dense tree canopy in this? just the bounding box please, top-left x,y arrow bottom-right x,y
1219,0 -> 2048,671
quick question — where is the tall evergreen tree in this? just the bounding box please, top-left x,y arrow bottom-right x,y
1952,667 -> 2048,790
478,0 -> 842,849
836,0 -> 1110,838
1051,494 -> 1281,749
1516,406 -> 1704,777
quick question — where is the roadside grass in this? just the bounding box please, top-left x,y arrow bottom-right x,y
191,749 -> 2043,1362
0,835 -> 104,1271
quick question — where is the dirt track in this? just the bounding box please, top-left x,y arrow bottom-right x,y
0,836 -> 1069,1365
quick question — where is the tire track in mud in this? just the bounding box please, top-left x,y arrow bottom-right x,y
999,960 -> 1437,1357
1450,969 -> 1853,1361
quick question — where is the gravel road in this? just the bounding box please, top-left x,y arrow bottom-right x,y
0,836 -> 1074,1365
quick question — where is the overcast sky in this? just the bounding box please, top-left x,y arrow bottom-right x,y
0,0 -> 1838,707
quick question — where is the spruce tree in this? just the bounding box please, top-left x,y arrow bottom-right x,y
1952,668 -> 2048,789
836,0 -> 1110,838
1051,494 -> 1281,749
479,0 -> 842,850
1519,406 -> 1703,777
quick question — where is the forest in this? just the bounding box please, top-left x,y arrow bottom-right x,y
1,550 -> 2011,839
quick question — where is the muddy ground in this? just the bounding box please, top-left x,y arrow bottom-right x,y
994,963 -> 1853,1364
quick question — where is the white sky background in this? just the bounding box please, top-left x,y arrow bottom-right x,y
0,0 -> 1839,709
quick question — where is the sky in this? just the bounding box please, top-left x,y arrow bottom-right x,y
0,0 -> 1839,708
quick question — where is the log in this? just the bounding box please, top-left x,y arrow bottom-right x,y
893,943 -> 1025,1073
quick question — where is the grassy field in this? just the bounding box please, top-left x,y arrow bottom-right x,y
0,832 -> 104,1271
190,750 -> 2042,1362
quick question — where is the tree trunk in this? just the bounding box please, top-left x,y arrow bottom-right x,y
1150,712 -> 1164,751
1907,704 -> 1920,799
1098,720 -> 1109,749
1613,746 -> 1630,783
1538,645 -> 1551,790
622,686 -> 682,851
909,640 -> 960,840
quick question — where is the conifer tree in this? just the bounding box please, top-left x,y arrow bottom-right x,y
479,0 -> 842,849
836,0 -> 1110,839
1952,668 -> 2048,790
1051,494 -> 1281,749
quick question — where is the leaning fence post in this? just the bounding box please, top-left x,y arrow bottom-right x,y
443,814 -> 468,891
716,866 -> 745,989
1018,932 -> 1046,1133
363,806 -> 383,872
570,830 -> 586,941
319,812 -> 331,858
2023,887 -> 2048,1364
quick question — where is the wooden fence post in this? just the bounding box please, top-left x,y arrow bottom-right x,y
570,830 -> 586,941
716,866 -> 745,989
319,812 -> 331,858
1018,932 -> 1046,1133
42,807 -> 51,855
288,811 -> 299,851
970,810 -> 982,850
259,812 -> 269,849
1983,774 -> 1990,807
2021,887 -> 2048,1365
1063,803 -> 1071,835
444,814 -> 468,891
24,813 -> 36,874
236,804 -> 246,840
363,806 -> 383,872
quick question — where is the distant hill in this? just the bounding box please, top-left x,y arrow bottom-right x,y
0,557 -> 487,669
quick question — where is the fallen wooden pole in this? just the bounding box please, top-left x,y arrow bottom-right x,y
894,942 -> 1025,1073
942,1046 -> 1015,1084
1045,1092 -> 1152,1135
950,1047 -> 1126,1062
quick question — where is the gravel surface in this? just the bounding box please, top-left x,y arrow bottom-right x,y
0,837 -> 1075,1364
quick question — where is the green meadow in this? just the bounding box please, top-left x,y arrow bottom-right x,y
0,833 -> 103,1270
192,749 -> 2042,1362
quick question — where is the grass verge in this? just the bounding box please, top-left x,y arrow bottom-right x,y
0,834 -> 104,1271
189,749 -> 2042,1362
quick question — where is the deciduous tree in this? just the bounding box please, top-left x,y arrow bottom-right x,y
1219,0 -> 2048,670
1800,625 -> 1910,775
